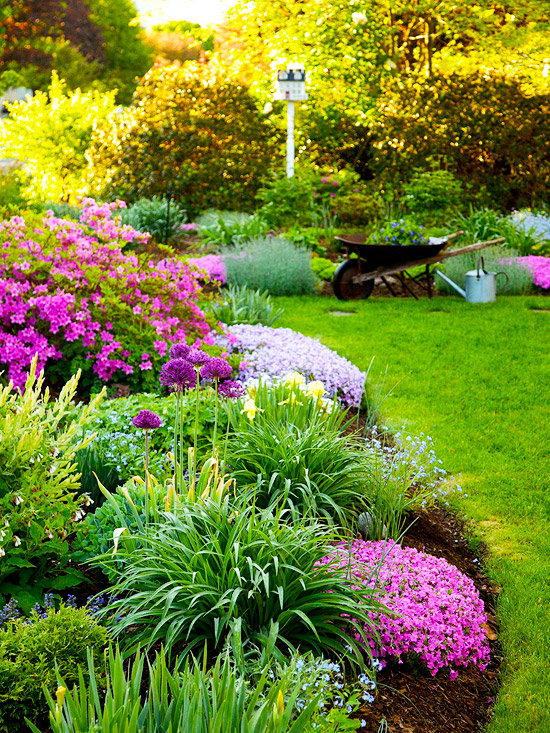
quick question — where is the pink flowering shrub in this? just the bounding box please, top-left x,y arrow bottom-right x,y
0,199 -> 215,392
318,540 -> 490,678
187,254 -> 227,285
507,256 -> 550,290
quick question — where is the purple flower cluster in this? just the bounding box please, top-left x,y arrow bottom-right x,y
218,325 -> 366,407
159,358 -> 197,391
159,347 -> 239,396
318,540 -> 490,678
187,254 -> 227,285
132,409 -> 163,430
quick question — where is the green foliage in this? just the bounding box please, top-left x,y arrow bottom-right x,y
256,167 -> 366,231
0,0 -> 150,103
37,645 -> 321,733
0,361 -> 104,609
121,195 -> 187,243
71,477 -> 166,576
0,73 -> 117,203
97,499 -> 379,663
449,207 -> 540,255
196,209 -> 269,246
79,390 -> 226,489
403,169 -> 464,217
224,381 -> 371,525
312,257 -> 338,281
88,63 -> 280,215
208,285 -> 284,327
43,201 -> 83,220
0,165 -> 28,208
435,246 -> 533,295
0,604 -> 109,732
87,0 -> 153,105
371,73 -> 550,209
223,237 -> 316,296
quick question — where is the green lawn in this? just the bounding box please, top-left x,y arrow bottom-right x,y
277,294 -> 550,732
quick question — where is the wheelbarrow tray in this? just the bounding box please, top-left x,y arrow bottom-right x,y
341,241 -> 448,268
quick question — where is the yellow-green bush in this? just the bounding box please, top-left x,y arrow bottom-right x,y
88,64 -> 281,215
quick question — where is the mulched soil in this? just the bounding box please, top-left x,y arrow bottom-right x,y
353,506 -> 502,733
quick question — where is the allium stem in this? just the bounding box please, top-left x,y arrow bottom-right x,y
213,378 -> 219,452
193,372 -> 200,479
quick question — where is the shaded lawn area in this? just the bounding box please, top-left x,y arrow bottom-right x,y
277,294 -> 550,732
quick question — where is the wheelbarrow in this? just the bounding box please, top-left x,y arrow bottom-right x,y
333,232 -> 506,300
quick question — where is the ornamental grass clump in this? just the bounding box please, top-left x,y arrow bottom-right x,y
222,236 -> 316,296
224,379 -> 370,525
219,324 -> 366,408
95,500 -> 380,664
319,540 -> 491,679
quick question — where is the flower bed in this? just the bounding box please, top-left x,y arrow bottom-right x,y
501,255 -> 550,290
219,324 -> 366,407
318,539 -> 490,678
0,200 -> 214,390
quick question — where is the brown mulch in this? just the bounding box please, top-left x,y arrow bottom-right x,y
354,506 -> 502,733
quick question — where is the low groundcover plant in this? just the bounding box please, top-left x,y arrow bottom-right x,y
319,539 -> 490,679
219,324 -> 366,407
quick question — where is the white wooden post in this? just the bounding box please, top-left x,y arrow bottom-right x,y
286,101 -> 295,178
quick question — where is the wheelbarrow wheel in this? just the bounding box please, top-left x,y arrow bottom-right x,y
333,259 -> 375,300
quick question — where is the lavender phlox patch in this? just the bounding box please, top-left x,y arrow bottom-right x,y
217,324 -> 366,407
318,540 -> 490,678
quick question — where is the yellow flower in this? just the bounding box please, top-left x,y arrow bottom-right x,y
284,372 -> 305,386
55,685 -> 66,720
306,380 -> 325,399
241,398 -> 262,421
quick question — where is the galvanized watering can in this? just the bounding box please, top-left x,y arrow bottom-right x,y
435,257 -> 508,303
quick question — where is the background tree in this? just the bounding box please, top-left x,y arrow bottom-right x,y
0,0 -> 151,102
0,73 -> 117,202
87,63 -> 282,214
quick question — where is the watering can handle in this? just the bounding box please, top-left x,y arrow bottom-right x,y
476,257 -> 488,279
496,271 -> 510,286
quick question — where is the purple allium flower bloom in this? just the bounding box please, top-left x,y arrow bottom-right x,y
217,379 -> 246,399
132,409 -> 162,430
201,357 -> 232,381
159,358 -> 197,391
169,342 -> 190,359
187,348 -> 211,366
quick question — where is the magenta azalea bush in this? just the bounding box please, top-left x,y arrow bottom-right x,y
0,200 -> 215,391
187,254 -> 227,285
318,540 -> 490,678
218,324 -> 366,407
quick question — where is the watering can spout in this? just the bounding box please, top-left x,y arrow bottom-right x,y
434,269 -> 466,298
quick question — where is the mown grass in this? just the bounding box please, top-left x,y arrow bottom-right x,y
277,294 -> 550,732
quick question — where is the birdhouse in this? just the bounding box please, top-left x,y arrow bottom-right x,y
274,66 -> 308,101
